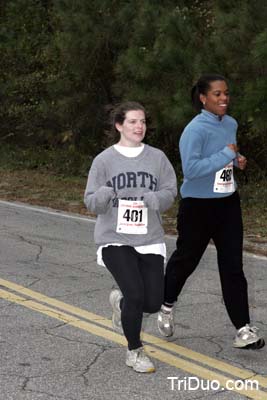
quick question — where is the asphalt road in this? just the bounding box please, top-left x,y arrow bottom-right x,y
0,200 -> 266,400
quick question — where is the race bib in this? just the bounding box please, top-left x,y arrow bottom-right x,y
116,200 -> 148,234
213,161 -> 235,193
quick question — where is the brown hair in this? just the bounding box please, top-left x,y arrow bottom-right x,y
105,101 -> 147,143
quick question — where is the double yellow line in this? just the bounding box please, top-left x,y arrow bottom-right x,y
0,277 -> 266,399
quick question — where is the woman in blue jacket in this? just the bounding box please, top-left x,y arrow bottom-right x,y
157,74 -> 265,349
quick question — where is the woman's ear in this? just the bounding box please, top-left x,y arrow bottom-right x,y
199,94 -> 206,106
115,122 -> 122,133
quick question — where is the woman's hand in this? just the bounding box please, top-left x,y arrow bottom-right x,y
237,155 -> 247,170
143,192 -> 160,210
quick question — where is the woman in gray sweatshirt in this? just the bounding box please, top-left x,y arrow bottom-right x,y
84,101 -> 177,373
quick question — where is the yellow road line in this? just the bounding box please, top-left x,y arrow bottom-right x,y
0,288 -> 266,399
0,278 -> 266,396
0,278 -> 266,387
142,332 -> 267,388
0,288 -> 126,344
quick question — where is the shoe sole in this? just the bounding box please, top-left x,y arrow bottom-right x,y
158,328 -> 174,337
234,338 -> 265,350
112,315 -> 123,332
126,362 -> 155,373
157,322 -> 174,337
109,290 -> 122,332
109,290 -> 121,309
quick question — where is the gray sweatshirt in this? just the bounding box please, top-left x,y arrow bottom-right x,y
84,144 -> 177,246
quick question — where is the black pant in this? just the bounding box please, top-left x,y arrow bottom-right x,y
102,245 -> 164,350
164,191 -> 250,329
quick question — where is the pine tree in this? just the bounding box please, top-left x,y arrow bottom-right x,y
50,0 -> 130,153
209,0 -> 267,172
0,0 -> 57,144
113,0 -> 214,161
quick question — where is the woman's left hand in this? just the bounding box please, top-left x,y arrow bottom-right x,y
237,155 -> 247,170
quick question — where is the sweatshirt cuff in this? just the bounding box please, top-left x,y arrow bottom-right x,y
222,146 -> 236,160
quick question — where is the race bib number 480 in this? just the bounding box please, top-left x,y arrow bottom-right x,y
116,200 -> 148,234
213,161 -> 235,193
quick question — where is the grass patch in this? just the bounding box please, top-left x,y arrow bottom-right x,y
0,169 -> 88,216
0,167 -> 266,239
0,144 -> 92,176
239,184 -> 267,238
0,144 -> 266,239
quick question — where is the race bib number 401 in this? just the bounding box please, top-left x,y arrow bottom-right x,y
213,161 -> 235,193
116,200 -> 148,234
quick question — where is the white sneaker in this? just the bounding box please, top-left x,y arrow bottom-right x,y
109,289 -> 122,332
126,347 -> 155,373
157,306 -> 174,337
233,324 -> 265,349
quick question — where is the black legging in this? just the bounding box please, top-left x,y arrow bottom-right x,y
164,191 -> 250,329
102,245 -> 164,350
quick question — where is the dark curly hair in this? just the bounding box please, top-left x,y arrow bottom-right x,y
191,74 -> 227,112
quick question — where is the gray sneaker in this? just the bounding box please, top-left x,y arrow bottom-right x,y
233,324 -> 265,349
109,289 -> 123,332
126,347 -> 155,373
157,306 -> 174,337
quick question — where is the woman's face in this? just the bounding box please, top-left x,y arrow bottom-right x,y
115,109 -> 146,146
200,80 -> 230,116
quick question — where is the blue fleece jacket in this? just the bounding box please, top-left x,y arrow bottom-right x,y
180,109 -> 238,198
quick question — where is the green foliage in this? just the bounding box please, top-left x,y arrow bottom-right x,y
0,143 -> 91,176
210,0 -> 267,171
114,1 -> 213,159
0,0 -> 59,143
48,0 -> 132,152
0,0 -> 267,174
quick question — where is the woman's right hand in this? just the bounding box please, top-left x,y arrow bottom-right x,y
96,186 -> 115,200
